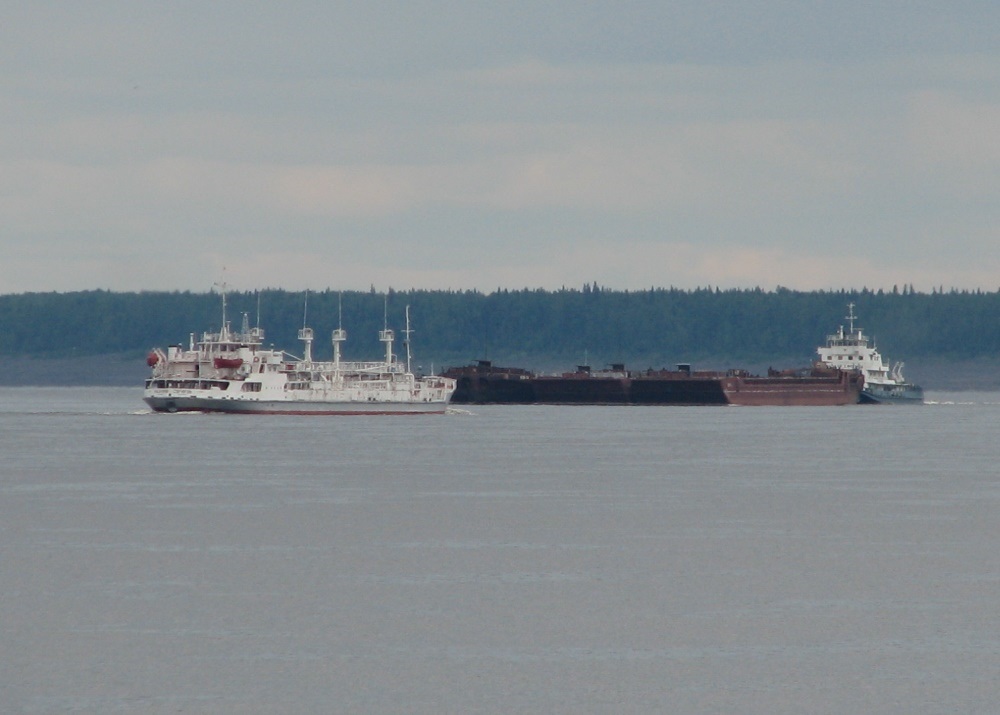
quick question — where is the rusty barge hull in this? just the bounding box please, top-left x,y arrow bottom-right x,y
448,373 -> 726,405
445,362 -> 537,404
445,361 -> 726,405
721,373 -> 862,406
531,375 -> 630,404
628,370 -> 730,405
445,361 -> 859,406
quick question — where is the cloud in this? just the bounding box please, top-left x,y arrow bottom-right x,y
3,7 -> 1000,294
908,90 -> 1000,169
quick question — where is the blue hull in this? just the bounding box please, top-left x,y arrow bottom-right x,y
860,383 -> 924,404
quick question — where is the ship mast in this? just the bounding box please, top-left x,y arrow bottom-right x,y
379,294 -> 394,365
298,290 -> 314,364
846,302 -> 857,335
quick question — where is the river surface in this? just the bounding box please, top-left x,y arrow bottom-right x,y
1,388 -> 998,714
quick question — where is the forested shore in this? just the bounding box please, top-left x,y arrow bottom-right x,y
2,286 -> 998,388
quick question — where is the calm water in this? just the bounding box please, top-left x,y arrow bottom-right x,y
1,388 -> 998,714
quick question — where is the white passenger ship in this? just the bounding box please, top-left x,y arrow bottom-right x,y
144,298 -> 455,415
816,304 -> 924,404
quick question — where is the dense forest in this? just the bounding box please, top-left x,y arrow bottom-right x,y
1,286 -> 999,385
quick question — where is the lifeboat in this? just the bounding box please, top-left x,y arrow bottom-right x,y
213,357 -> 244,369
146,352 -> 160,367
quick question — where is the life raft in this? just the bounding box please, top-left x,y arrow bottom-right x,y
213,357 -> 244,369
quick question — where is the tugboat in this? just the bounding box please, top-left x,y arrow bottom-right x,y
144,293 -> 455,414
816,303 -> 924,404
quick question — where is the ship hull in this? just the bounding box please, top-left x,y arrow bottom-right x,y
144,393 -> 449,415
443,364 -> 857,406
629,375 -> 729,405
531,376 -> 630,404
859,383 -> 924,405
721,373 -> 862,406
450,375 -> 537,404
445,366 -> 729,405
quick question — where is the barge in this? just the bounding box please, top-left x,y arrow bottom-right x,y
442,361 -> 859,406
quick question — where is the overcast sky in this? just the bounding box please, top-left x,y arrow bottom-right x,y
3,2 -> 999,294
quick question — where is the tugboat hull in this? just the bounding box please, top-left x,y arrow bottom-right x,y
859,384 -> 925,404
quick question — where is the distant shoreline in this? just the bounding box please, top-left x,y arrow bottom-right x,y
1,353 -> 997,391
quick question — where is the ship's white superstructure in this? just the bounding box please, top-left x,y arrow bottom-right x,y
816,303 -> 924,404
144,297 -> 455,414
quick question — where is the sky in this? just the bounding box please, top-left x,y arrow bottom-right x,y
3,1 -> 1000,294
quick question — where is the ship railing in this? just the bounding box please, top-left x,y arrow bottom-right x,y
826,332 -> 869,345
323,360 -> 408,374
274,354 -> 412,375
199,336 -> 263,351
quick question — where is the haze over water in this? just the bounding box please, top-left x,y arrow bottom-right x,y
2,388 -> 998,713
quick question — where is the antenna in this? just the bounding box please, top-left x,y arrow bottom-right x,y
303,289 -> 309,330
846,302 -> 856,334
213,278 -> 229,338
213,278 -> 229,328
404,305 -> 413,374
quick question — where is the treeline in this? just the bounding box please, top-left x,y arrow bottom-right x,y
1,286 -> 999,370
